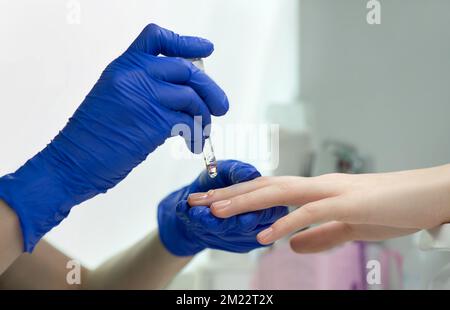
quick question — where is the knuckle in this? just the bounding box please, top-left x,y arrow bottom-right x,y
106,64 -> 139,89
184,85 -> 197,97
274,179 -> 293,195
338,195 -> 362,222
270,182 -> 293,206
108,72 -> 129,91
301,203 -> 319,218
144,23 -> 160,37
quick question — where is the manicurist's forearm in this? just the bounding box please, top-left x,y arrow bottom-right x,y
83,231 -> 191,290
0,200 -> 23,275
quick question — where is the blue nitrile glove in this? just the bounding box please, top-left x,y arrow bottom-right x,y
0,24 -> 229,252
157,160 -> 289,256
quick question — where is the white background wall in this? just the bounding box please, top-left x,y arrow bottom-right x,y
299,0 -> 450,172
0,0 -> 299,271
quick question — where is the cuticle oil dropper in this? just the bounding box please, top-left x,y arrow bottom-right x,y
188,58 -> 218,178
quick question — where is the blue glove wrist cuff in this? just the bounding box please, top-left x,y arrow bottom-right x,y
0,154 -> 77,252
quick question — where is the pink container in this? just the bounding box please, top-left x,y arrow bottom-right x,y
251,242 -> 366,290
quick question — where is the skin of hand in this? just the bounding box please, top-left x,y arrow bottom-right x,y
0,233 -> 189,289
188,164 -> 450,253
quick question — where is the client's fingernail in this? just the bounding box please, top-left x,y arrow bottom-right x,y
258,228 -> 273,243
211,200 -> 231,211
207,189 -> 215,196
188,193 -> 208,200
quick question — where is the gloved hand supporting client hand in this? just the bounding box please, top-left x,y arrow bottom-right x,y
158,160 -> 288,256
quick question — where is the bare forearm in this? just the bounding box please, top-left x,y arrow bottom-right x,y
0,200 -> 23,275
84,231 -> 192,290
0,240 -> 86,289
0,231 -> 188,290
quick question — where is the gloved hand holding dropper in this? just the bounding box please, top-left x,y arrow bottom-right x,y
0,24 -> 229,252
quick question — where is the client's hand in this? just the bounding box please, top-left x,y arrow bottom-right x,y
189,165 -> 450,253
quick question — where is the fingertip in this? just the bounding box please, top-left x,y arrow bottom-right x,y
187,196 -> 194,206
289,238 -> 305,253
210,204 -> 229,218
288,231 -> 335,254
210,93 -> 229,117
187,192 -> 211,206
197,38 -> 214,57
203,122 -> 212,138
256,235 -> 273,246
256,227 -> 274,245
178,36 -> 214,59
210,206 -> 222,217
185,37 -> 214,58
200,113 -> 212,138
